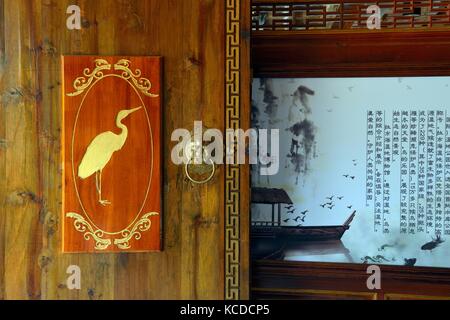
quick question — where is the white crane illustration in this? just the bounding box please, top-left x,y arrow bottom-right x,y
78,106 -> 142,206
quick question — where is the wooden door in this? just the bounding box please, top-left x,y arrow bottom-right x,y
0,0 -> 250,300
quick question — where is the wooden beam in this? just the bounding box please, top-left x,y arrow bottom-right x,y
252,29 -> 450,77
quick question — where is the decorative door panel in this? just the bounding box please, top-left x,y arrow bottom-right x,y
61,56 -> 162,253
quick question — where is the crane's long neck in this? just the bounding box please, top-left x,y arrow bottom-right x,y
116,117 -> 128,150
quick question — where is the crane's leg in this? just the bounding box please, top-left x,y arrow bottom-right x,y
99,170 -> 111,206
96,170 -> 111,206
95,171 -> 102,204
95,170 -> 100,199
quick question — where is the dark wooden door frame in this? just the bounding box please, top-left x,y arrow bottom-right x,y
251,28 -> 450,299
252,260 -> 450,299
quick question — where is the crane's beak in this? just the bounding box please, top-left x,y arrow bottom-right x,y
127,106 -> 142,115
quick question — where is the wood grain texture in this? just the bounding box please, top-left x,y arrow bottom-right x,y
252,260 -> 450,300
1,0 -> 42,299
252,29 -> 450,77
0,0 -> 250,300
252,288 -> 378,300
0,0 -> 5,300
239,0 -> 251,301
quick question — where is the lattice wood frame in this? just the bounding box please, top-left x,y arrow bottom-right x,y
252,0 -> 450,31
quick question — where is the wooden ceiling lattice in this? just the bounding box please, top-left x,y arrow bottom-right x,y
252,0 -> 450,30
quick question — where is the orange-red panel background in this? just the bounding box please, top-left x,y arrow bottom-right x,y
62,56 -> 161,252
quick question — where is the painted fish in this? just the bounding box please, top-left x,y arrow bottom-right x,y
378,243 -> 395,251
361,256 -> 377,263
404,258 -> 417,267
421,235 -> 445,251
374,255 -> 391,262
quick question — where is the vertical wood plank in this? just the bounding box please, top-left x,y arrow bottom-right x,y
2,0 -> 42,299
38,0 -> 71,300
0,0 -> 6,301
113,0 -> 183,299
38,0 -> 118,300
239,0 -> 251,300
178,0 -> 225,299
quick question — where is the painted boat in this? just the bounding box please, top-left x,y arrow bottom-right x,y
251,211 -> 356,241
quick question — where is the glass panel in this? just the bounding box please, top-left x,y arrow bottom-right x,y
251,77 -> 450,268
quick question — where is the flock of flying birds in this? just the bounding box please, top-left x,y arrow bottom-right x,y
317,160 -> 359,213
319,195 -> 348,211
282,159 -> 359,226
283,194 -> 356,226
282,204 -> 308,226
319,79 -> 421,113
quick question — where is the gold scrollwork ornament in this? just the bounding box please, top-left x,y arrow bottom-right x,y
66,212 -> 111,250
114,212 -> 159,249
67,59 -> 112,97
66,212 -> 159,250
114,59 -> 159,97
66,58 -> 159,98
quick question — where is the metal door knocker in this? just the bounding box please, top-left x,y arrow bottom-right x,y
184,139 -> 216,184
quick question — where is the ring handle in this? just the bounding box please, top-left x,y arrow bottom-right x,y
185,157 -> 216,184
